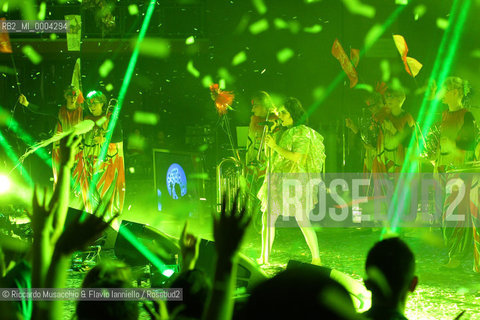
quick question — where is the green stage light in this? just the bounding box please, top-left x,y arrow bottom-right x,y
0,174 -> 11,194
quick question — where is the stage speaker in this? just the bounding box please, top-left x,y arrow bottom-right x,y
65,207 -> 117,249
114,220 -> 180,266
195,239 -> 267,292
287,260 -> 371,311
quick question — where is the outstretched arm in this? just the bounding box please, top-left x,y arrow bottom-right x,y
203,191 -> 251,320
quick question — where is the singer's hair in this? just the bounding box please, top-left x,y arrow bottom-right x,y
443,77 -> 472,105
251,91 -> 275,111
86,91 -> 108,114
283,97 -> 307,126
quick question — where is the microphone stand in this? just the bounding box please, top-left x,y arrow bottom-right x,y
261,110 -> 274,264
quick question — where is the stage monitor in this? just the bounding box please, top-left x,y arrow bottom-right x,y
153,149 -> 205,217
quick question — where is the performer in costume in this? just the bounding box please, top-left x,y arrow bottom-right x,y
345,91 -> 384,174
257,97 -> 325,265
373,87 -> 415,174
18,86 -> 85,195
433,77 -> 480,271
245,91 -> 278,181
80,91 -> 125,224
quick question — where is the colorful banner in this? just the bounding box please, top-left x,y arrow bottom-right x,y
393,34 -> 423,78
332,39 -> 359,88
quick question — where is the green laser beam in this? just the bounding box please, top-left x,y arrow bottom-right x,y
1,106 -> 52,168
87,0 -> 156,199
300,5 -> 407,125
0,131 -> 34,186
386,0 -> 472,235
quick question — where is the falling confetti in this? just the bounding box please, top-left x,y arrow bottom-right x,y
219,78 -> 226,89
413,4 -> 427,21
202,75 -> 213,88
342,0 -> 375,19
137,38 -> 170,58
37,2 -> 46,20
355,83 -> 373,92
249,19 -> 269,34
436,18 -> 449,30
393,34 -> 423,77
49,33 -> 57,40
277,48 -> 294,63
380,59 -> 390,82
252,0 -> 267,14
303,24 -> 323,33
288,21 -> 301,34
185,35 -> 195,45
128,4 -> 139,15
105,83 -> 114,91
218,68 -> 235,83
274,18 -> 288,29
232,50 -> 247,66
187,60 -> 200,78
364,24 -> 383,48
2,2 -> 8,12
133,111 -> 159,125
22,45 -> 42,65
99,59 -> 114,78
312,86 -> 325,100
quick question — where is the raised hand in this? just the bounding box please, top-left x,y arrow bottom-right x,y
179,221 -> 199,271
213,191 -> 251,261
28,186 -> 58,239
59,133 -> 81,168
54,204 -> 118,256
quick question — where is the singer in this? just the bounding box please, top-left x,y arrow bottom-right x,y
257,97 -> 326,265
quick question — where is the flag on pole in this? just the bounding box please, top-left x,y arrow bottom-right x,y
0,18 -> 13,53
332,39 -> 359,88
393,34 -> 423,77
